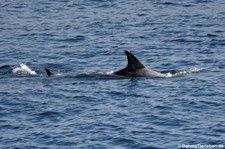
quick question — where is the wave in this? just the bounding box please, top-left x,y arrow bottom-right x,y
0,65 -> 12,75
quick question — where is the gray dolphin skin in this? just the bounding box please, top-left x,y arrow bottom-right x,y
114,50 -> 166,77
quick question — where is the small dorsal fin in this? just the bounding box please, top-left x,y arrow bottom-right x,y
125,50 -> 145,70
45,68 -> 54,77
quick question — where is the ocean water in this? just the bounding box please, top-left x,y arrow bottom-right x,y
1,0 -> 225,148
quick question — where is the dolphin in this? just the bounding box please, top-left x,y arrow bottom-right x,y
113,50 -> 166,77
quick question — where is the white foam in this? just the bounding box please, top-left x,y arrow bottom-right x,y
164,67 -> 204,78
164,72 -> 173,78
12,64 -> 37,75
188,67 -> 204,73
95,71 -> 114,76
104,71 -> 114,75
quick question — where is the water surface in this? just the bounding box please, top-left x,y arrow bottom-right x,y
1,0 -> 225,148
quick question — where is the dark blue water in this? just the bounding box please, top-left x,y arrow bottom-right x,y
1,0 -> 225,148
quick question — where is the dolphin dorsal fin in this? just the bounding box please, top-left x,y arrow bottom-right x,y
125,50 -> 145,70
45,68 -> 54,77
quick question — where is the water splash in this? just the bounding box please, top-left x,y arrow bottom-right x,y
12,64 -> 37,75
162,67 -> 204,78
95,71 -> 115,76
